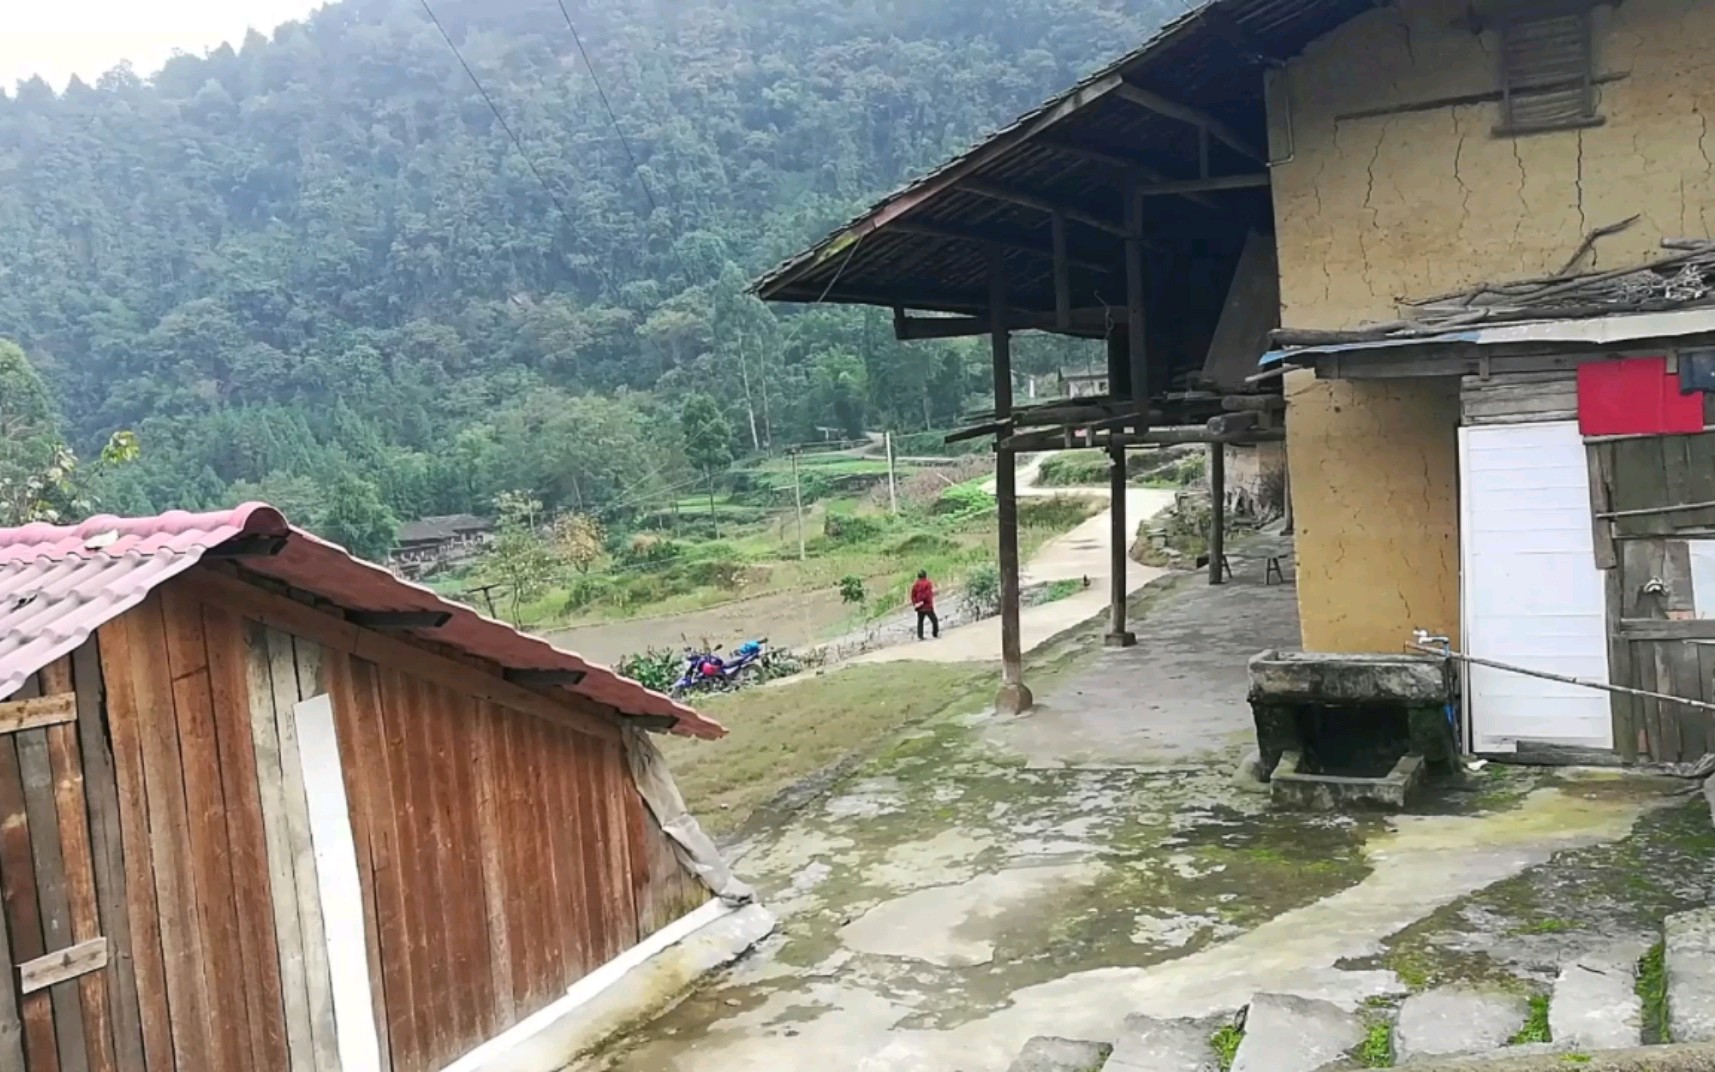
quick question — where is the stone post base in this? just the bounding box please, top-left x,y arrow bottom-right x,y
996,682 -> 1035,716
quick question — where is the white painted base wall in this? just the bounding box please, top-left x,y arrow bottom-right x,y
1459,420 -> 1613,752
439,901 -> 777,1072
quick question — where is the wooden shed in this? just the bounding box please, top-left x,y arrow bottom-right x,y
0,504 -> 743,1072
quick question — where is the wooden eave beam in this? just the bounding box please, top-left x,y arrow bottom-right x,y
1001,425 -> 1285,452
175,566 -> 622,744
959,181 -> 1130,238
504,668 -> 590,687
773,284 -> 986,315
1135,173 -> 1270,196
887,219 -> 1114,274
894,307 -> 1115,341
346,610 -> 453,630
1037,136 -> 1225,213
1113,82 -> 1266,163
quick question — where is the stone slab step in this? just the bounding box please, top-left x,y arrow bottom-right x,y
1008,1037 -> 1113,1072
1231,994 -> 1366,1072
1666,907 -> 1715,1043
1549,941 -> 1647,1050
1393,987 -> 1528,1063
1103,1014 -> 1219,1072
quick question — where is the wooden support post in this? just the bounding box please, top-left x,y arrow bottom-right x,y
1051,211 -> 1071,332
1209,443 -> 1227,586
1106,326 -> 1133,401
1124,181 -> 1149,407
1106,444 -> 1137,648
991,255 -> 1033,716
789,448 -> 806,561
884,432 -> 899,516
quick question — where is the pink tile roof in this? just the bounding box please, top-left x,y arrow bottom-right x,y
0,504 -> 722,738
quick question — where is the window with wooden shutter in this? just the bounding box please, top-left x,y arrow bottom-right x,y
1495,6 -> 1602,136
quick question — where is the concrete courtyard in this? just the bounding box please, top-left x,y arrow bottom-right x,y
588,540 -> 1712,1071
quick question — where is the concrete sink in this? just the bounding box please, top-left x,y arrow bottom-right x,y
1247,649 -> 1457,811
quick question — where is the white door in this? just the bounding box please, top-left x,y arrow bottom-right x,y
1460,420 -> 1612,752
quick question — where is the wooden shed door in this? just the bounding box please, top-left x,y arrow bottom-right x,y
1591,432 -> 1715,762
1612,536 -> 1715,761
0,669 -> 117,1072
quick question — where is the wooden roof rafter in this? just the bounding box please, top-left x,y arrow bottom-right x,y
752,0 -> 1381,318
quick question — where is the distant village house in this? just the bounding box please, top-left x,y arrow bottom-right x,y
390,513 -> 493,576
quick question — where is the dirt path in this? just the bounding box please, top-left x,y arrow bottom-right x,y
546,455 -> 1168,668
853,457 -> 1175,664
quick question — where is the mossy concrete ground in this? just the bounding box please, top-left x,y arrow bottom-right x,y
588,552 -> 1710,1072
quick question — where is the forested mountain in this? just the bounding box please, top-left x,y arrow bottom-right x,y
0,0 -> 1173,544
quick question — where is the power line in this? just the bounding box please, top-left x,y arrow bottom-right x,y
553,0 -> 698,284
417,0 -> 574,224
555,0 -> 660,220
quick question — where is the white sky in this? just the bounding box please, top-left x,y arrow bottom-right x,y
0,0 -> 327,92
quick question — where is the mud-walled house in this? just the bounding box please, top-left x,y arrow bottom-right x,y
0,504 -> 767,1072
754,0 -> 1715,765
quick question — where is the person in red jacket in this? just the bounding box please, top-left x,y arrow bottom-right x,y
911,569 -> 939,640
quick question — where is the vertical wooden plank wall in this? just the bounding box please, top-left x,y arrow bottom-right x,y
98,591 -> 340,1072
51,576 -> 710,1072
321,649 -> 707,1072
0,650 -> 142,1072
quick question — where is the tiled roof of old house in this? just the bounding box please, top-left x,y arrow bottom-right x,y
0,505 -> 722,738
396,513 -> 493,544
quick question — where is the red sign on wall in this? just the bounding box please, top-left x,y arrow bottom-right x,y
1577,356 -> 1705,436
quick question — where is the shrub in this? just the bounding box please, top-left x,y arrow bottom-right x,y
934,482 -> 994,517
619,533 -> 682,568
1037,451 -> 1111,487
823,510 -> 887,544
685,557 -> 746,590
617,648 -> 683,693
1018,494 -> 1098,530
560,575 -> 613,613
890,430 -> 987,457
963,562 -> 1001,618
891,531 -> 958,557
839,574 -> 867,605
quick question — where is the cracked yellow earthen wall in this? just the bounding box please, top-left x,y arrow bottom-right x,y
1270,0 -> 1715,327
1268,0 -> 1714,652
1285,370 -> 1461,652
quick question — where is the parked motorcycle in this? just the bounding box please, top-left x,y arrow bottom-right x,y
725,638 -> 770,678
668,638 -> 770,696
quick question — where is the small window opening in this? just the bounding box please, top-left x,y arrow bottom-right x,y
1495,5 -> 1602,136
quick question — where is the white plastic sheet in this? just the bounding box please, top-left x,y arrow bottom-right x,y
621,725 -> 755,906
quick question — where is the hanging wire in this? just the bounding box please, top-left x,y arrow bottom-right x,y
813,232 -> 867,304
554,0 -> 697,284
417,0 -> 574,224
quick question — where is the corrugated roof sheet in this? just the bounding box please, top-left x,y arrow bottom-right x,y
1260,307 -> 1715,365
0,505 -> 723,739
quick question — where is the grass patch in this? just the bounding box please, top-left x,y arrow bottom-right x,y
1209,1024 -> 1244,1072
1512,917 -> 1573,935
1638,940 -> 1669,1043
1356,1020 -> 1394,1068
658,663 -> 991,836
1561,1055 -> 1593,1065
1042,578 -> 1082,603
1510,994 -> 1551,1045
